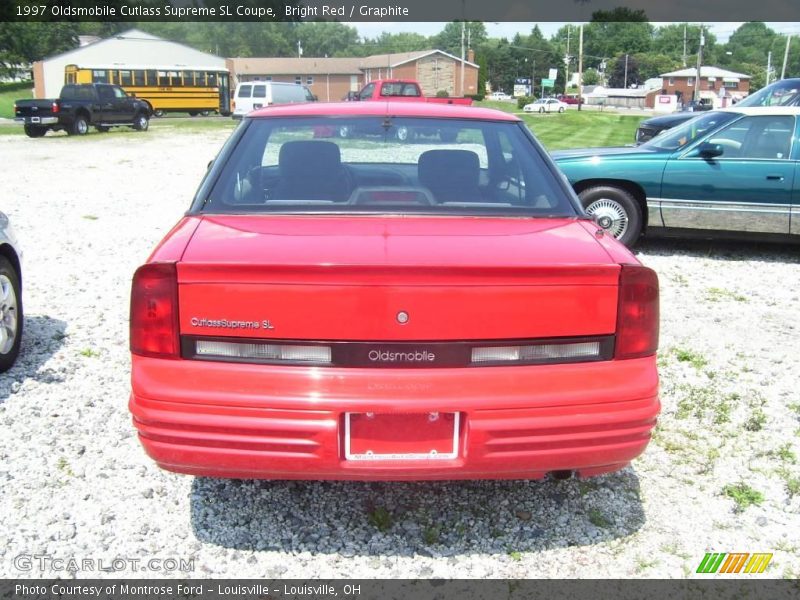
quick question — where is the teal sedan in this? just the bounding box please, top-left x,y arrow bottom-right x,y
552,107 -> 800,246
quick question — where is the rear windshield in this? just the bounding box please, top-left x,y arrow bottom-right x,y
60,85 -> 95,101
270,85 -> 307,104
237,85 -> 252,98
380,83 -> 421,97
199,117 -> 575,217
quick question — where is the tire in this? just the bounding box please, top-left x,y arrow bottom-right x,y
578,185 -> 643,247
0,256 -> 22,373
188,111 -> 199,117
539,107 -> 545,114
153,110 -> 165,118
132,112 -> 149,131
69,114 -> 89,136
95,125 -> 110,133
395,125 -> 409,142
559,106 -> 565,113
199,110 -> 210,117
439,129 -> 457,143
338,125 -> 351,138
23,124 -> 46,138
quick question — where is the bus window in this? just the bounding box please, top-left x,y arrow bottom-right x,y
158,71 -> 169,86
193,71 -> 205,86
168,71 -> 180,86
133,70 -> 145,86
92,70 -> 108,83
207,72 -> 217,87
182,71 -> 194,86
119,70 -> 132,86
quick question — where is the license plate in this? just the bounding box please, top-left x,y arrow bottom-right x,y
345,412 -> 459,461
31,117 -> 40,123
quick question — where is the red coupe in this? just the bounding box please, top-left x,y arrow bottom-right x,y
130,102 -> 659,481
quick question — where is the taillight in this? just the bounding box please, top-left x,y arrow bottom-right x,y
130,263 -> 179,358
51,101 -> 59,114
231,99 -> 235,110
614,264 -> 659,359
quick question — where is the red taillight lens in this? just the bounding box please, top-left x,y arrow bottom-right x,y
51,101 -> 59,114
130,263 -> 179,358
615,264 -> 659,360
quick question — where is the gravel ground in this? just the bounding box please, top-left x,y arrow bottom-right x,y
1,126 -> 799,579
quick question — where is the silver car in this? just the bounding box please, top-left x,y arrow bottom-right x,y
0,210 -> 22,372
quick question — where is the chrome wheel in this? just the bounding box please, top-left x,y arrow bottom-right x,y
338,125 -> 351,138
74,117 -> 88,135
396,126 -> 409,142
584,198 -> 629,239
0,274 -> 18,355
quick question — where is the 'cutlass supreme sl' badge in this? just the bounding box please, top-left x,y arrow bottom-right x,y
190,317 -> 274,330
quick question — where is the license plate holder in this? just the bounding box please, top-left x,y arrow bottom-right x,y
30,117 -> 40,123
345,412 -> 459,461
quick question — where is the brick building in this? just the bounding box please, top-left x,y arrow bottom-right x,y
660,66 -> 751,104
227,49 -> 479,101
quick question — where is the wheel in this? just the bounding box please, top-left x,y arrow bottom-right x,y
559,106 -> 565,113
69,115 -> 89,136
153,110 -> 165,118
95,125 -> 110,133
188,111 -> 199,117
539,107 -> 545,114
23,124 -> 46,138
338,125 -> 351,138
579,186 -> 643,247
132,112 -> 149,131
395,125 -> 409,142
439,129 -> 457,143
0,256 -> 22,373
199,110 -> 210,117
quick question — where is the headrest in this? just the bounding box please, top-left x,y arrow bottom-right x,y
279,141 -> 342,179
418,150 -> 480,191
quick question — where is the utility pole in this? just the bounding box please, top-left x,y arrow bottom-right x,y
694,25 -> 704,103
682,24 -> 687,67
624,54 -> 629,88
297,40 -> 302,58
577,24 -> 583,111
460,20 -> 466,96
565,25 -> 571,94
781,34 -> 792,80
766,51 -> 772,86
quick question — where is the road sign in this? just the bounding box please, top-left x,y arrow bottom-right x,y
541,78 -> 555,88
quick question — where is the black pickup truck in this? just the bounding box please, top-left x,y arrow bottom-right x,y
14,83 -> 151,137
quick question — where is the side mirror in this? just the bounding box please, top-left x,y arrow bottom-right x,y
696,142 -> 724,158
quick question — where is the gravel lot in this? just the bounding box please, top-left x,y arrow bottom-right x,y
1,125 -> 799,579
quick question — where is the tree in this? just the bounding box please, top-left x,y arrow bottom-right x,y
0,23 -> 81,78
296,22 -> 360,57
361,32 -> 431,56
652,24 -> 718,66
582,68 -> 599,86
583,9 -> 653,70
432,21 -> 488,57
608,53 -> 641,88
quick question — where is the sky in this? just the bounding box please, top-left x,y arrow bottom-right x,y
353,22 -> 800,43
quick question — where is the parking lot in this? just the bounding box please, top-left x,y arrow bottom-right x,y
1,128 -> 799,578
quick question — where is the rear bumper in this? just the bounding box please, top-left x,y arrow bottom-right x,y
130,356 -> 659,480
15,116 -> 58,125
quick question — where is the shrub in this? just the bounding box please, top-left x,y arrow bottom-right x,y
517,95 -> 535,109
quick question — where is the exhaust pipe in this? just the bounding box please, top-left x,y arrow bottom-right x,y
549,470 -> 574,480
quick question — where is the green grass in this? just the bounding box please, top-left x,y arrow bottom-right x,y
0,82 -> 33,119
723,482 -> 765,512
475,99 -> 641,150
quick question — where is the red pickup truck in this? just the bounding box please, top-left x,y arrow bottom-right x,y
354,79 -> 473,106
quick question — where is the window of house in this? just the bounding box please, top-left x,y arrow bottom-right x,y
687,77 -> 695,87
295,76 -> 302,85
307,76 -> 313,85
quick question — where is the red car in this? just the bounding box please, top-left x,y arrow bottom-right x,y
130,102 -> 659,481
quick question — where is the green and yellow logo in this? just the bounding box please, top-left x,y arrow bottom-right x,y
696,553 -> 773,574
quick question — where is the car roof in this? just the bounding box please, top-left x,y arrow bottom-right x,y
249,101 -> 521,121
719,106 -> 800,117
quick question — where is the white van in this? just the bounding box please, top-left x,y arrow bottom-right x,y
232,82 -> 315,119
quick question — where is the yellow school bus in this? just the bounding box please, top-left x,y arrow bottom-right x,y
64,64 -> 231,116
